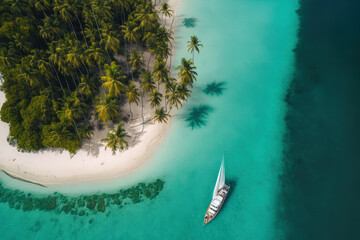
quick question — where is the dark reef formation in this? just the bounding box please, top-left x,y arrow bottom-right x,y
0,179 -> 164,216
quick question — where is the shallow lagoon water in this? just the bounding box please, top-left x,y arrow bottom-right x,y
0,0 -> 299,239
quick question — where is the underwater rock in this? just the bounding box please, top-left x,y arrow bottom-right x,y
77,198 -> 85,207
36,196 -> 56,211
97,200 -> 105,212
23,198 -> 34,211
86,200 -> 96,210
0,178 -> 165,215
61,204 -> 72,214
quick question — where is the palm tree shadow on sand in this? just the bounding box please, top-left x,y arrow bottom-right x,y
182,17 -> 198,28
185,104 -> 213,129
203,81 -> 226,96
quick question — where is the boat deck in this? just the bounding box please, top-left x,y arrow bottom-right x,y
204,184 -> 230,225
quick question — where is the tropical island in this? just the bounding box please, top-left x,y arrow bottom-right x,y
0,0 -> 202,185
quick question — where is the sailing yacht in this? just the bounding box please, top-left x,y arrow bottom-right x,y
203,154 -> 230,225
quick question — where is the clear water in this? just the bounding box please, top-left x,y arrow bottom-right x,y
0,0 -> 299,239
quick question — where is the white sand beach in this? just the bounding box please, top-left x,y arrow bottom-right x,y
0,0 -> 179,186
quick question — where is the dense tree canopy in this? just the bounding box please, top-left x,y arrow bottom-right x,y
0,0 -> 198,154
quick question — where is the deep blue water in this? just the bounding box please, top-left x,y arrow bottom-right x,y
282,0 -> 360,239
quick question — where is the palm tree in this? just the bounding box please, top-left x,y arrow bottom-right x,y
187,35 -> 203,62
0,48 -> 17,68
177,83 -> 191,101
150,90 -> 163,108
78,75 -> 96,99
139,71 -> 156,130
101,122 -> 130,154
160,3 -> 173,27
92,0 -> 114,22
122,21 -> 140,44
154,107 -> 170,123
101,130 -> 118,154
84,25 -> 98,42
135,9 -> 158,32
17,62 -> 41,87
78,124 -> 94,140
129,47 -> 144,72
109,0 -> 130,20
57,93 -> 88,124
176,58 -> 197,87
37,59 -> 53,79
156,42 -> 171,62
53,2 -> 78,40
95,96 -> 120,124
163,76 -> 176,111
126,82 -> 140,120
100,26 -> 121,54
40,16 -> 63,41
85,43 -> 106,70
66,46 -> 82,70
152,60 -> 169,89
101,62 -> 126,98
48,43 -> 64,71
166,86 -> 182,110
121,21 -> 140,73
7,0 -> 28,16
140,71 -> 156,95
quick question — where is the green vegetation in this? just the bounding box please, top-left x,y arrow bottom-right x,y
0,0 -> 200,154
101,122 -> 130,154
154,107 -> 170,123
187,35 -> 203,62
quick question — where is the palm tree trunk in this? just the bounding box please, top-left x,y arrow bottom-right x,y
68,20 -> 79,41
170,15 -> 175,33
74,13 -> 89,47
72,119 -> 82,142
38,5 -> 49,18
129,43 -> 135,81
147,54 -> 152,71
90,4 -> 110,62
123,39 -> 130,73
129,102 -> 132,121
141,92 -> 145,132
51,64 -> 68,95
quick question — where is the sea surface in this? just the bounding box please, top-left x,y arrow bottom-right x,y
0,0 -> 299,239
281,0 -> 360,239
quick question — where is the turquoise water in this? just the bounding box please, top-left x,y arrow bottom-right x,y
0,0 -> 298,239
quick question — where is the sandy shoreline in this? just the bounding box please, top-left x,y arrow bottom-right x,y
0,0 -> 180,187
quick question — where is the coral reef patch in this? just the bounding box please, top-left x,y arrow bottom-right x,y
0,179 -> 164,216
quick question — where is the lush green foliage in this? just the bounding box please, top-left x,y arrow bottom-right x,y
0,0 -> 184,154
101,122 -> 130,154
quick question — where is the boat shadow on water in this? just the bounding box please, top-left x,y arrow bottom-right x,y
225,178 -> 237,204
